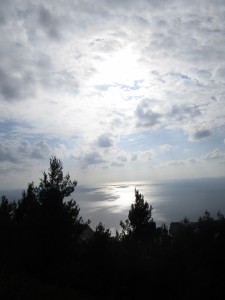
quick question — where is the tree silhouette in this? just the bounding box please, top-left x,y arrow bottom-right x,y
0,196 -> 16,266
95,222 -> 111,238
1,158 -> 225,299
13,156 -> 86,276
15,182 -> 39,222
34,156 -> 85,269
120,189 -> 156,241
38,156 -> 77,206
0,195 -> 15,223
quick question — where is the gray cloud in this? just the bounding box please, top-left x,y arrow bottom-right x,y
111,162 -> 124,167
0,67 -> 34,102
0,2 -> 80,103
105,0 -> 168,12
0,140 -> 51,163
131,153 -> 138,161
213,67 -> 225,82
136,100 -> 162,128
169,105 -> 201,121
97,134 -> 114,148
0,141 -> 18,163
82,151 -> 105,166
111,151 -> 138,167
0,0 -> 14,25
117,154 -> 127,162
136,100 -> 203,131
89,38 -> 123,54
188,158 -> 197,163
140,3 -> 225,71
31,140 -> 51,159
38,6 -> 61,40
193,129 -> 211,140
35,54 -> 53,70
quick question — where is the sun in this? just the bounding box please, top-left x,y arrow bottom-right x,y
92,46 -> 146,85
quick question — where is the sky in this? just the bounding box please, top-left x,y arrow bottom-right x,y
1,0 -> 225,190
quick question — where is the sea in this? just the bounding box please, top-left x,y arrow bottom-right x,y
1,177 -> 225,234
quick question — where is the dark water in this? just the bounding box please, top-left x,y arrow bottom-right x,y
1,177 -> 225,233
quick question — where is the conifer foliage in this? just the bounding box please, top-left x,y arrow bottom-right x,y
120,189 -> 156,240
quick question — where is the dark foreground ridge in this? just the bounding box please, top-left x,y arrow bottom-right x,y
0,157 -> 225,299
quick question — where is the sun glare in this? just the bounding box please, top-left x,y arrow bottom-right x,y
92,47 -> 146,85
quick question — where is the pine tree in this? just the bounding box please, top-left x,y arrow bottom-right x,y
120,189 -> 156,241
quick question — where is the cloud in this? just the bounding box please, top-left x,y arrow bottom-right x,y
135,100 -> 207,141
188,158 -> 197,164
0,0 -> 14,25
110,150 -> 139,167
0,140 -> 51,163
89,38 -> 123,54
111,161 -> 124,167
0,67 -> 34,102
0,141 -> 18,163
31,141 -> 51,159
160,144 -> 173,152
82,151 -> 105,166
97,134 -> 114,148
38,6 -> 61,40
203,149 -> 225,160
213,67 -> 225,82
167,160 -> 185,166
131,153 -> 138,161
140,149 -> 155,161
1,0 -> 225,186
116,154 -> 127,162
136,100 -> 162,128
192,129 -> 211,140
135,100 -> 204,134
169,105 -> 201,121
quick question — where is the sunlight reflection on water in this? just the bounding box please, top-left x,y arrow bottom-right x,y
2,177 -> 224,234
75,177 -> 225,232
76,180 -> 167,230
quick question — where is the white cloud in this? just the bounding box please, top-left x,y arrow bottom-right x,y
140,149 -> 156,161
167,160 -> 185,166
1,0 -> 225,187
160,144 -> 173,152
203,149 -> 225,160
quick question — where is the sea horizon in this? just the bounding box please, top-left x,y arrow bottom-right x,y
1,176 -> 225,233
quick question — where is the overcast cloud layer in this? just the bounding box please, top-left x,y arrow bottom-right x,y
0,0 -> 225,189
